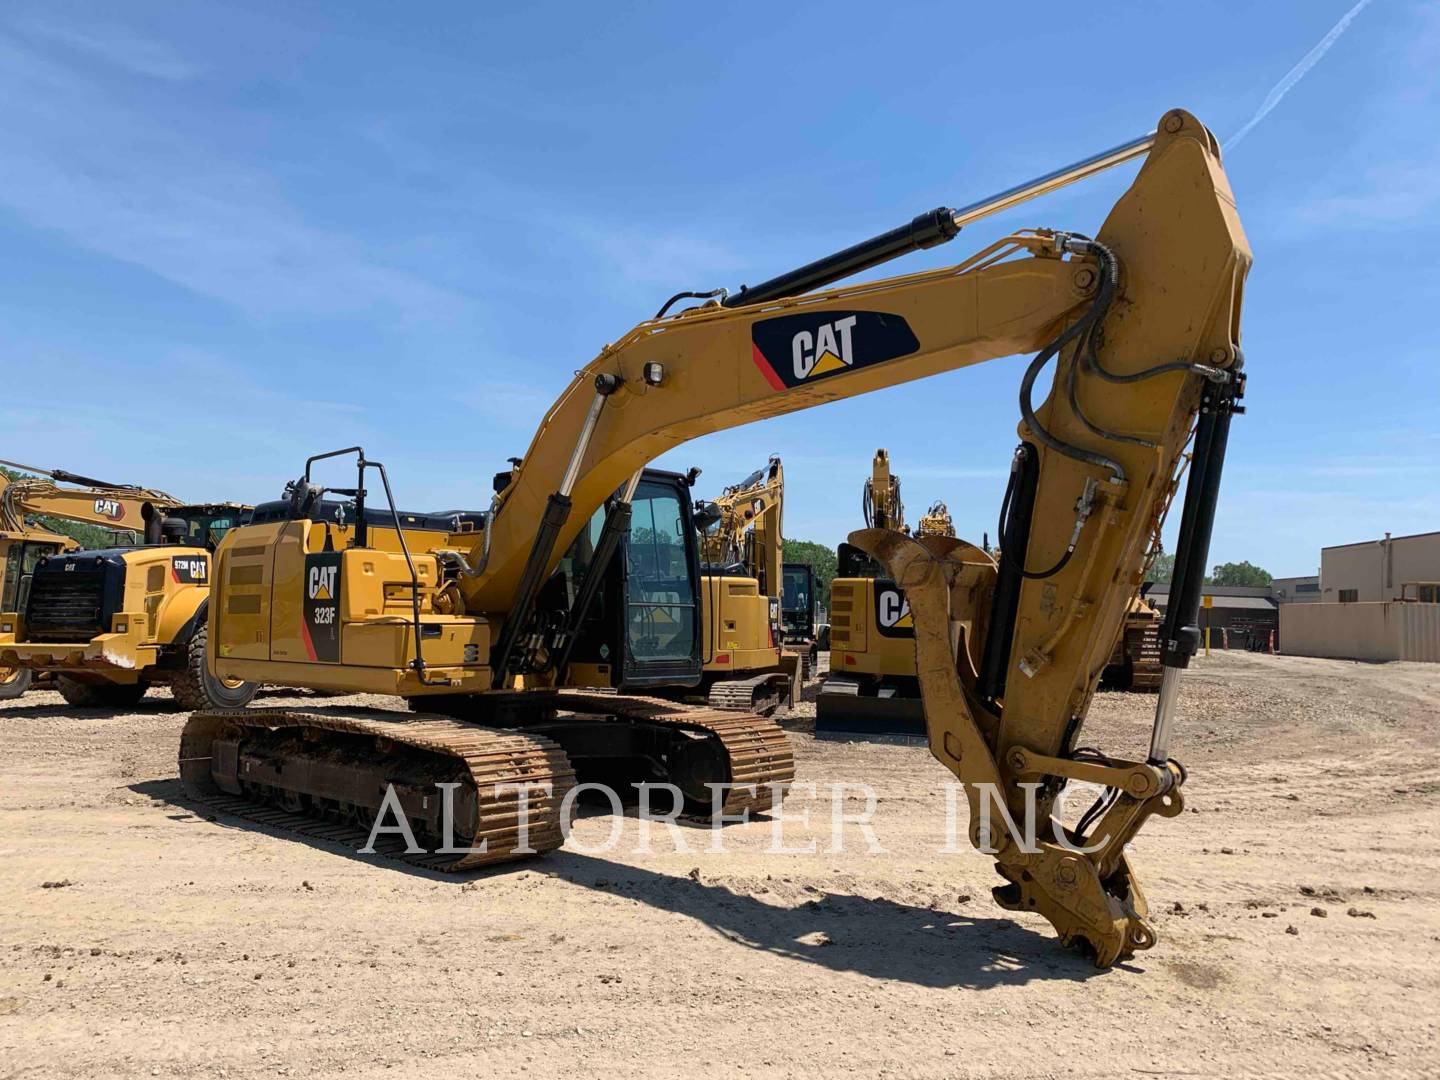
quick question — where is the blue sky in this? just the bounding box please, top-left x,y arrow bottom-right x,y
1,1 -> 1434,577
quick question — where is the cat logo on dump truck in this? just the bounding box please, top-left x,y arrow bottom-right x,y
749,310 -> 919,391
93,498 -> 125,522
874,581 -> 914,638
170,556 -> 208,584
302,552 -> 342,662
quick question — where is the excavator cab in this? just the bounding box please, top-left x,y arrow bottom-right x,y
0,534 -> 71,615
559,468 -> 703,690
780,562 -> 814,646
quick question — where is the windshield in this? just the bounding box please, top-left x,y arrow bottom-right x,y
169,511 -> 246,551
626,482 -> 697,662
782,565 -> 811,611
836,542 -> 884,580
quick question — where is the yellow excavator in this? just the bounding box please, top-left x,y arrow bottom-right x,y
915,500 -> 956,539
1102,593 -> 1165,691
691,454 -> 800,712
0,460 -> 256,708
818,449 -> 931,738
182,109 -> 1248,965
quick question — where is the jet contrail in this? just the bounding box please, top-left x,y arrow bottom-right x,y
1225,0 -> 1376,151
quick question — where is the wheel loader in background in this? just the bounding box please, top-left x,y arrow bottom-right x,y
0,461 -> 177,699
182,109 -> 1249,966
816,449 -> 931,739
0,460 -> 258,708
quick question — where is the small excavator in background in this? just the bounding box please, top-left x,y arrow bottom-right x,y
183,110 -> 1249,965
1101,591 -> 1165,691
690,455 -> 800,712
817,449 -> 931,738
0,460 -> 256,708
914,500 -> 956,539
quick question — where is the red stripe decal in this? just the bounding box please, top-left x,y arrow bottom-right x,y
751,343 -> 785,391
299,617 -> 319,661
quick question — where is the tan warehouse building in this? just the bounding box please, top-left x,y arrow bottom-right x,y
1320,530 -> 1440,603
1283,530 -> 1440,662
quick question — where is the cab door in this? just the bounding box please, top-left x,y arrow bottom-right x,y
621,475 -> 703,688
2,540 -> 65,615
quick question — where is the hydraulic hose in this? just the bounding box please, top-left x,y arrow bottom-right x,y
1016,236 -> 1127,483
654,288 -> 728,319
1066,324 -> 1157,449
995,445 -> 1078,580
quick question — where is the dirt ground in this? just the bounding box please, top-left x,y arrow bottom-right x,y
2,650 -> 1438,1079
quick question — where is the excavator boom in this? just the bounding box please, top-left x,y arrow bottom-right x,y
697,455 -> 784,591
0,460 -> 181,538
863,449 -> 904,534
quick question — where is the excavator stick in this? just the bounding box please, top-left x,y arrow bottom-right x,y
849,529 -> 1184,966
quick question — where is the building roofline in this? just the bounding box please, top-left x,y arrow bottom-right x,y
1322,530 -> 1440,552
1145,583 -> 1273,596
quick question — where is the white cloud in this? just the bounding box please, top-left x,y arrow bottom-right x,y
14,16 -> 201,81
1294,161 -> 1440,226
0,33 -> 464,321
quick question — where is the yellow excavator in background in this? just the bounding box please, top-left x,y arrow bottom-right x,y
864,448 -> 905,533
817,449 -> 931,738
183,109 -> 1248,966
0,460 -> 257,708
691,455 -> 799,712
1102,593 -> 1165,690
915,500 -> 956,539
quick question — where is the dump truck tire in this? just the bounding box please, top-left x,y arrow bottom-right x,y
170,625 -> 259,710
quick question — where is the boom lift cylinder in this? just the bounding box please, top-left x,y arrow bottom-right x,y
1150,367 -> 1244,763
493,375 -> 620,684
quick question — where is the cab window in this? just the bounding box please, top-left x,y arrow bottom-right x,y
626,483 -> 697,662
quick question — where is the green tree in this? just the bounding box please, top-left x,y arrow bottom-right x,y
1209,560 -> 1272,587
782,539 -> 838,609
1144,551 -> 1175,584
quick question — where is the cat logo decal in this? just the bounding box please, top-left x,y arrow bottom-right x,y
750,310 -> 919,391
